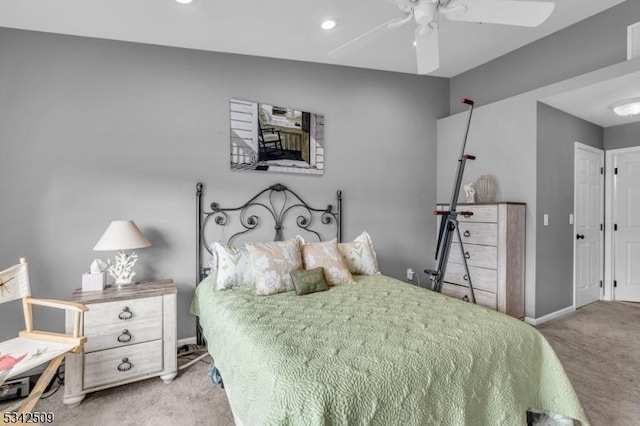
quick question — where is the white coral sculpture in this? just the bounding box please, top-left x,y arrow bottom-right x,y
108,251 -> 139,285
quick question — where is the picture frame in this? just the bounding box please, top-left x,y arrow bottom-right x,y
230,99 -> 325,175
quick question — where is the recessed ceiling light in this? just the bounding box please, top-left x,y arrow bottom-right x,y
609,97 -> 640,117
321,20 -> 337,31
175,0 -> 193,4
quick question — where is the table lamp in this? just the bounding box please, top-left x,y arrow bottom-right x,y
93,220 -> 151,287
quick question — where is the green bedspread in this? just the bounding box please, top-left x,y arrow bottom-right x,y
192,274 -> 588,426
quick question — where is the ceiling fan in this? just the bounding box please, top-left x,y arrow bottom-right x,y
328,0 -> 556,74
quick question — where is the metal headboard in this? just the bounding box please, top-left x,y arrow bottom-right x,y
195,182 -> 342,345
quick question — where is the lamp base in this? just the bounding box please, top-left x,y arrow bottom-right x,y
114,280 -> 137,289
108,251 -> 139,287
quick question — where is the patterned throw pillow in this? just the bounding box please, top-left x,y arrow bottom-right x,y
301,238 -> 354,286
246,238 -> 303,296
209,243 -> 254,291
290,267 -> 329,296
338,231 -> 381,275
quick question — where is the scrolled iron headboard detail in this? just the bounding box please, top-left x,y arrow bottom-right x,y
199,182 -> 341,253
195,182 -> 342,345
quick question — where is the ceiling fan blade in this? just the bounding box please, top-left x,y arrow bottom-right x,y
385,0 -> 415,14
443,0 -> 555,27
328,17 -> 408,59
415,25 -> 439,74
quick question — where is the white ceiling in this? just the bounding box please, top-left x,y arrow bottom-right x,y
543,70 -> 640,128
0,0 -> 628,77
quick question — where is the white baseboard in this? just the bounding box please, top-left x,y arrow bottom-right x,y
177,336 -> 197,347
524,306 -> 575,326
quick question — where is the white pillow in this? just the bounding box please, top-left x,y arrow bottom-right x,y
301,238 -> 354,285
209,243 -> 254,291
246,237 -> 303,296
338,231 -> 380,275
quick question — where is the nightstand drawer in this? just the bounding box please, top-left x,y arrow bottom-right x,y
84,340 -> 162,389
84,296 -> 162,332
442,282 -> 497,311
84,318 -> 162,353
444,262 -> 498,293
449,243 -> 497,269
453,222 -> 498,246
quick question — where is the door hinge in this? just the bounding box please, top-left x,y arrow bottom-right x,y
600,224 -> 603,231
600,167 -> 604,175
600,280 -> 603,288
614,280 -> 618,288
615,167 -> 619,175
614,224 -> 618,231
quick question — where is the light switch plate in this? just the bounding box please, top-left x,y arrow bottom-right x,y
543,214 -> 549,226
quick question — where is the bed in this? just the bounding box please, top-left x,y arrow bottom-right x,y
191,183 -> 588,426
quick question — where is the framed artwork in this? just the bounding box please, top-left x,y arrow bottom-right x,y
229,99 -> 324,175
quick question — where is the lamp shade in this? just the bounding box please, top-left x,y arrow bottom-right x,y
94,220 -> 152,251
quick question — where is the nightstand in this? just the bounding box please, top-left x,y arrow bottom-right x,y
63,279 -> 177,407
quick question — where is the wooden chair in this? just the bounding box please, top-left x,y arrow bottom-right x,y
0,258 -> 87,414
257,121 -> 284,159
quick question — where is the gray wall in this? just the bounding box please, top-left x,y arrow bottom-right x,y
450,1 -> 640,114
0,28 -> 449,341
536,103 -> 604,317
604,121 -> 640,150
437,98 -> 538,318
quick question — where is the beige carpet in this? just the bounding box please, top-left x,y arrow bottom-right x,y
1,301 -> 636,425
0,355 -> 236,426
536,301 -> 640,426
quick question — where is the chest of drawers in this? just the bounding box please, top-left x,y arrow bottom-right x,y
63,279 -> 177,407
437,203 -> 525,319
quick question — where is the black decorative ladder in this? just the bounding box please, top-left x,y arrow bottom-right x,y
426,98 -> 477,303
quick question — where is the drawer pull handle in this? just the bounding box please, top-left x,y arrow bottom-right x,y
118,307 -> 133,320
117,358 -> 132,372
463,274 -> 469,281
117,329 -> 132,343
463,230 -> 471,237
464,252 -> 471,259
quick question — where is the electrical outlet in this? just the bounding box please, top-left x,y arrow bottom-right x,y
406,268 -> 415,281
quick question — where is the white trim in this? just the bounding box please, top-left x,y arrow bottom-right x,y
605,146 -> 640,301
605,150 -> 615,301
629,21 -> 640,60
177,336 -> 197,347
573,142 -> 605,309
524,306 -> 575,326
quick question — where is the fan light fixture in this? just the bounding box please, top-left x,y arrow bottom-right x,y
610,98 -> 640,117
321,20 -> 337,30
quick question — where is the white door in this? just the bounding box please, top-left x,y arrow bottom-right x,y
613,150 -> 640,301
574,143 -> 604,308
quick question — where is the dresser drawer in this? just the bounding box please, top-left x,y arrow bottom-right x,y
84,318 -> 162,353
84,296 -> 162,332
453,222 -> 498,246
444,262 -> 498,293
445,205 -> 497,223
84,340 -> 163,390
449,243 -> 497,269
442,282 -> 497,311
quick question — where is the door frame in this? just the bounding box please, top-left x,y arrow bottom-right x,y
604,146 -> 640,301
573,142 -> 605,308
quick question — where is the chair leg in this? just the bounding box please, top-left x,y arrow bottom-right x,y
16,354 -> 65,414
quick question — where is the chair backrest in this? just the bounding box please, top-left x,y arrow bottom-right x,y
0,258 -> 31,304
